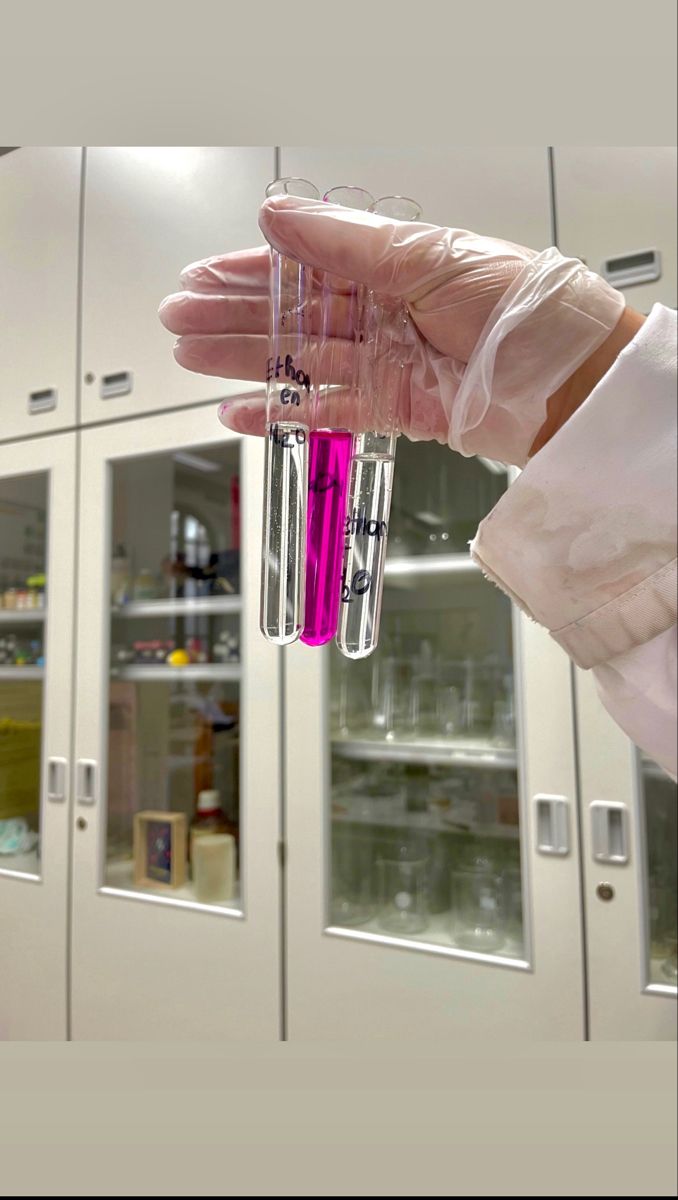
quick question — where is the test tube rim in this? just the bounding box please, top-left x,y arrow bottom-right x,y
323,185 -> 376,211
369,194 -> 423,221
265,177 -> 320,200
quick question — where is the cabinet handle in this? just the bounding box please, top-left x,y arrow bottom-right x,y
47,757 -> 68,803
28,388 -> 57,414
76,759 -> 97,806
534,794 -> 570,856
590,801 -> 629,864
100,371 -> 133,399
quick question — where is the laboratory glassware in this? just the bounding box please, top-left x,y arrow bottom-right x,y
502,864 -> 524,954
378,847 -> 430,936
337,194 -> 422,660
260,177 -> 320,645
331,823 -> 377,927
450,856 -> 506,953
300,186 -> 375,646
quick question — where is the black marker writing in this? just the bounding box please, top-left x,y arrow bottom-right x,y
341,569 -> 373,603
309,473 -> 339,494
266,354 -> 311,394
269,424 -> 307,448
344,510 -> 388,540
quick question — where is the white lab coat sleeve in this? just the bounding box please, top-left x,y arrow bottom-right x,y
471,303 -> 677,777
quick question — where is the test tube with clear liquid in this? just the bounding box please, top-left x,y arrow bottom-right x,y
337,195 -> 422,659
260,177 -> 320,644
300,186 -> 375,646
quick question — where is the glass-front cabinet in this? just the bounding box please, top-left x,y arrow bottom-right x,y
0,434 -> 75,1039
576,670 -> 677,1040
642,757 -> 677,991
285,442 -> 586,1039
70,404 -> 280,1039
105,443 -> 242,912
329,445 -> 523,959
2,145 -> 675,1043
0,470 -> 47,873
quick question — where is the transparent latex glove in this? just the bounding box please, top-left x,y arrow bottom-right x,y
159,195 -> 628,467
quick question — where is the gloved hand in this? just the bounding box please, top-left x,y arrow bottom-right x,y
159,195 -> 631,466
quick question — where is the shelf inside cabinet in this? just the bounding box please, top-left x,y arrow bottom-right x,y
103,857 -> 242,915
111,595 -> 241,619
327,909 -> 526,964
332,734 -> 517,770
0,665 -> 44,680
0,609 -> 46,624
331,802 -> 520,841
0,848 -> 41,878
384,553 -> 481,583
110,663 -> 241,683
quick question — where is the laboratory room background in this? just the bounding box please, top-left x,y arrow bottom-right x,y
0,145 -> 676,1042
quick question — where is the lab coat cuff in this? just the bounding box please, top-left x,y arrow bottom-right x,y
470,304 -> 678,669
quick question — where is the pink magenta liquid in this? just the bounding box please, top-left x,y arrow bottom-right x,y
301,429 -> 353,646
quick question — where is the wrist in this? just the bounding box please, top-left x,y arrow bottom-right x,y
528,307 -> 646,458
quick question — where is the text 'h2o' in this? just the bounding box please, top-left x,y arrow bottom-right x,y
268,424 -> 307,448
267,354 -> 311,407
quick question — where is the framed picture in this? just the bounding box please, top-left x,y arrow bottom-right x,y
133,810 -> 187,889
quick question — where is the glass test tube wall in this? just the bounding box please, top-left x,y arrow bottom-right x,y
337,195 -> 423,660
300,187 -> 376,647
260,178 -> 319,645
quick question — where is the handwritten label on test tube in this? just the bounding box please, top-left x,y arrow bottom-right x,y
337,195 -> 422,660
259,177 -> 319,645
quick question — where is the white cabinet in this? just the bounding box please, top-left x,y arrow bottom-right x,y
554,146 -> 677,1039
70,403 -> 280,1038
80,147 -> 275,424
280,146 -> 553,249
0,433 -> 76,1038
0,147 -> 81,441
553,146 -> 677,312
0,145 -> 674,1042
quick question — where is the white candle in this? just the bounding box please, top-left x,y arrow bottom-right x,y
191,833 -> 235,904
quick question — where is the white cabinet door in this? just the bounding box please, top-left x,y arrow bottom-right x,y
575,673 -> 676,1040
81,147 -> 275,425
71,403 -> 281,1038
0,433 -> 76,1039
553,147 -> 677,313
280,147 -> 586,1039
0,147 -> 81,442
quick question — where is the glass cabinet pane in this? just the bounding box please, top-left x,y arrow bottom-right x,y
640,755 -> 677,989
105,443 -> 242,912
329,442 -> 525,961
0,472 -> 47,877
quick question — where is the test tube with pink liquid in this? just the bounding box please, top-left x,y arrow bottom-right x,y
299,186 -> 376,646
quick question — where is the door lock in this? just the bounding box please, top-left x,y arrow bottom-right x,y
596,882 -> 615,902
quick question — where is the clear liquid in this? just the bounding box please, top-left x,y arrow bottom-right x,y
260,422 -> 309,644
336,434 -> 395,659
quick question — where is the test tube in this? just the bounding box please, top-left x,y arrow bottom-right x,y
337,194 -> 422,660
300,186 -> 375,646
260,177 -> 320,644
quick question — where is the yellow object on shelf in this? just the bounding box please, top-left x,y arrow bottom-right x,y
0,718 -> 41,821
167,649 -> 191,667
